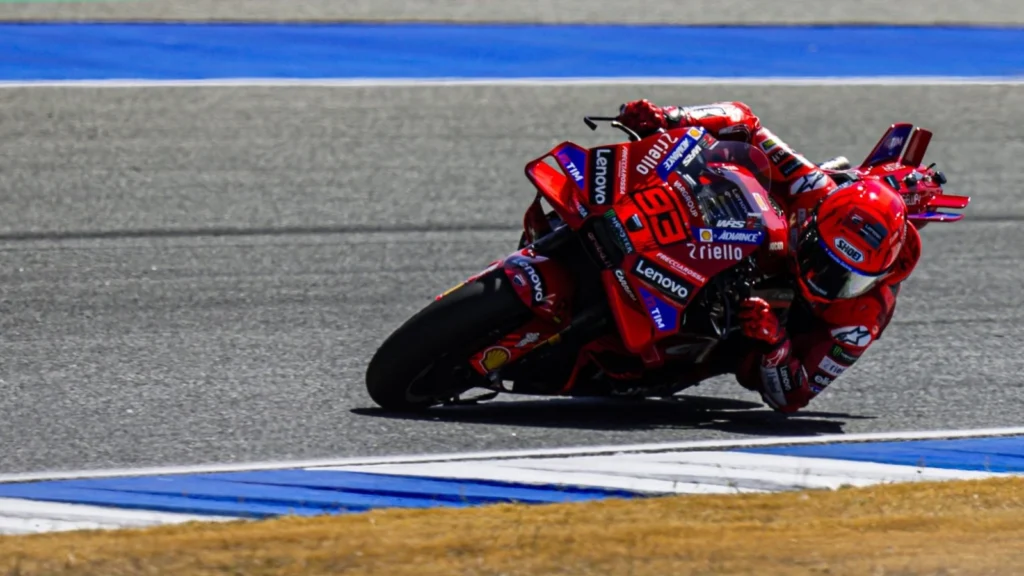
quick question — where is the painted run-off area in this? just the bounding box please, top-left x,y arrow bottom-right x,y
0,431 -> 1021,535
1,476 -> 1023,575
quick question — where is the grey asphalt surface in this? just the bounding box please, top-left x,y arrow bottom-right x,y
3,0 -> 1024,23
1,84 -> 1022,475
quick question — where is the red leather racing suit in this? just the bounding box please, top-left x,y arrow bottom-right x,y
620,101 -> 922,413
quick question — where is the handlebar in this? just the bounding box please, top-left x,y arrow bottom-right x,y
583,115 -> 642,142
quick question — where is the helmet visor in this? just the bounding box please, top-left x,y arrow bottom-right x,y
797,224 -> 884,300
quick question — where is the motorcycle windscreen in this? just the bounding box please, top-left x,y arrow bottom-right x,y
669,137 -> 779,244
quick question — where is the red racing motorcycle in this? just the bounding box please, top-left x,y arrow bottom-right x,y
365,115 -> 969,411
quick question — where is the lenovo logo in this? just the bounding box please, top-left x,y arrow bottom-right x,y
589,147 -> 613,205
632,257 -> 692,304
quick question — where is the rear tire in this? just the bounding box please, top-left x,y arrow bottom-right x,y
365,269 -> 533,411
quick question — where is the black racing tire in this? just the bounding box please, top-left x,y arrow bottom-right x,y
365,268 -> 533,411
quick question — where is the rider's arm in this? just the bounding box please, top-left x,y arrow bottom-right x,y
738,293 -> 895,413
617,100 -> 762,141
617,99 -> 834,205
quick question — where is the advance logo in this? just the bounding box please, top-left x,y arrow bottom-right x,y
632,256 -> 694,305
656,127 -> 704,182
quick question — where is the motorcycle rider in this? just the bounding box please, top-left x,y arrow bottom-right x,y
615,99 -> 923,413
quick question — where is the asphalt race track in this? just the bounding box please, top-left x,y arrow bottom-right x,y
1,84 -> 1022,474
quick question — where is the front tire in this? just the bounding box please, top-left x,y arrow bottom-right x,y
365,268 -> 532,411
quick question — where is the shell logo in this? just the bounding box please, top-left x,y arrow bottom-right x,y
699,229 -> 714,242
687,127 -> 703,139
480,347 -> 511,372
753,192 -> 769,212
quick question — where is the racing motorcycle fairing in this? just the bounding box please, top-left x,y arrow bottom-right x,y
522,141 -> 593,239
859,122 -> 915,168
468,127 -> 782,383
468,316 -> 566,377
856,123 -> 971,228
386,114 -> 971,410
534,128 -> 779,357
501,250 -> 575,324
900,126 -> 932,167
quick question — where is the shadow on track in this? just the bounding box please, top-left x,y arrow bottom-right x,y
352,394 -> 874,437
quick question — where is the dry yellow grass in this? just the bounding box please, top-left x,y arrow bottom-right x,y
1,476 -> 1023,575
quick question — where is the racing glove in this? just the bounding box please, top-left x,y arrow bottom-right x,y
738,297 -> 813,413
738,297 -> 784,346
616,99 -> 680,137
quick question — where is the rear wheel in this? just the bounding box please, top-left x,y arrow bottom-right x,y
365,268 -> 533,411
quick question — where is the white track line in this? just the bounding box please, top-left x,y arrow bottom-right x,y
2,76 -> 1024,88
1,426 -> 1021,484
0,498 -> 238,535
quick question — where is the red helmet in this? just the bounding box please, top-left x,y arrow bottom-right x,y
794,178 -> 908,303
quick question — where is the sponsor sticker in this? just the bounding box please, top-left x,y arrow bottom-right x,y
687,242 -> 744,261
636,132 -> 679,176
655,252 -> 707,284
632,256 -> 694,305
574,198 -> 589,219
613,268 -> 638,302
715,219 -> 747,229
671,178 -> 701,220
790,170 -> 829,195
556,147 -> 587,186
617,146 -> 629,196
865,124 -> 914,165
830,344 -> 860,365
752,192 -> 770,212
817,356 -> 848,378
760,367 -> 787,404
586,230 -> 613,269
588,147 -> 614,206
656,129 -> 704,181
831,325 -> 873,348
834,237 -> 864,263
604,210 -> 635,254
777,366 -> 794,392
695,228 -> 765,245
508,256 -> 546,305
810,373 -> 832,393
638,286 -> 679,333
479,346 -> 511,371
770,148 -> 791,165
779,157 -> 804,177
515,332 -> 540,348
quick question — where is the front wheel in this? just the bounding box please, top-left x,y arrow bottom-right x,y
364,268 -> 533,411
